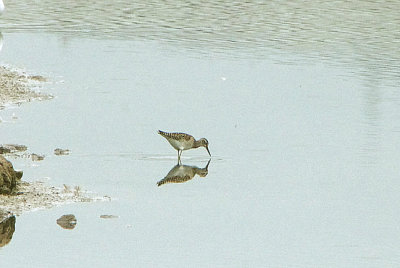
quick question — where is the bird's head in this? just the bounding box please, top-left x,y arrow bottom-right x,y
198,138 -> 211,157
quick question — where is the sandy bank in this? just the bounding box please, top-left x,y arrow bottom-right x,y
0,181 -> 107,222
0,65 -> 52,109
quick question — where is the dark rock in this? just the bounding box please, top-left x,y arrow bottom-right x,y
0,155 -> 23,194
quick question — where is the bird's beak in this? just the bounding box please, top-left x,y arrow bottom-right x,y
205,159 -> 211,169
206,146 -> 211,157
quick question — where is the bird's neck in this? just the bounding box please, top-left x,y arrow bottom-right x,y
193,140 -> 202,148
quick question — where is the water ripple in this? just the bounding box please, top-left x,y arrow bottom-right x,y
1,1 -> 399,85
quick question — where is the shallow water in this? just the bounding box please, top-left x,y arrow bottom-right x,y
1,1 -> 400,267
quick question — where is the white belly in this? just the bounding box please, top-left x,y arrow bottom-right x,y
168,139 -> 192,150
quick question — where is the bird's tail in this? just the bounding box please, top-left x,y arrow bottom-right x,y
157,175 -> 191,187
158,130 -> 170,138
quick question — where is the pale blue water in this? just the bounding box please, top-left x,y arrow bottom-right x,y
1,1 -> 400,267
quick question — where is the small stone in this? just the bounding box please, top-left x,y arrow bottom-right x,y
30,154 -> 45,161
28,75 -> 47,82
0,144 -> 28,155
100,215 -> 119,219
0,147 -> 11,154
54,148 -> 70,156
15,171 -> 23,180
56,214 -> 77,229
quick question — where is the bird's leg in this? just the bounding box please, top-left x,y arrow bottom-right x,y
178,150 -> 183,161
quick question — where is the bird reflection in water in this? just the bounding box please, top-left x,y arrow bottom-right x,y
157,160 -> 211,187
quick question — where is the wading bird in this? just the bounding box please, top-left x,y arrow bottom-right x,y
158,130 -> 211,160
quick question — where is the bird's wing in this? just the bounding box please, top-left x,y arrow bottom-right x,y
158,130 -> 193,141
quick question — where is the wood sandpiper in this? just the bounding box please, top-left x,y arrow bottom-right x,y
158,130 -> 211,159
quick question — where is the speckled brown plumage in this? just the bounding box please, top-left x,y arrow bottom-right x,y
157,160 -> 210,187
158,130 -> 211,159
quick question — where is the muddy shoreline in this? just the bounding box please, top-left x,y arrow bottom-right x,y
0,65 -> 106,223
0,146 -> 107,223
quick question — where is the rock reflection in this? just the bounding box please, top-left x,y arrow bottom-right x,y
0,216 -> 16,248
157,160 -> 210,187
56,214 -> 77,230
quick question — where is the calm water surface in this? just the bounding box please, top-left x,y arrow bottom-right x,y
1,1 -> 400,267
